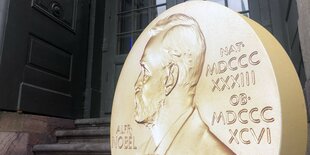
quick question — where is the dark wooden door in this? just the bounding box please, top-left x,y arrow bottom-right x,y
0,0 -> 90,118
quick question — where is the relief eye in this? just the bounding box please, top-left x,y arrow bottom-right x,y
143,75 -> 148,82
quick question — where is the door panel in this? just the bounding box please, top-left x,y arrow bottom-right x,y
32,0 -> 78,32
0,0 -> 90,118
18,83 -> 72,117
23,65 -> 70,94
28,35 -> 72,79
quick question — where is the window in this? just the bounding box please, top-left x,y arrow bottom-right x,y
116,0 -> 249,54
117,0 -> 167,54
209,0 -> 249,16
186,0 -> 250,17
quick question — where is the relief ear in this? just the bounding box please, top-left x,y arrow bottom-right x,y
165,63 -> 179,96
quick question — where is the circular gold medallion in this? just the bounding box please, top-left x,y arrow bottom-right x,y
110,1 -> 307,155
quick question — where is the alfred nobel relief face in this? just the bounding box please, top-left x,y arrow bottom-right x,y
133,14 -> 205,126
134,43 -> 167,125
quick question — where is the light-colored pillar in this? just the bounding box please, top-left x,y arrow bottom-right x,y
297,0 -> 310,80
297,0 -> 310,111
297,1 -> 310,153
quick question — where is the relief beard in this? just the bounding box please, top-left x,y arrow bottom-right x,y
134,94 -> 165,127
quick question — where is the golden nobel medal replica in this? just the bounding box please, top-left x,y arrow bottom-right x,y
110,1 -> 307,155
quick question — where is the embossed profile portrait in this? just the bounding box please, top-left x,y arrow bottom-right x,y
134,14 -> 234,155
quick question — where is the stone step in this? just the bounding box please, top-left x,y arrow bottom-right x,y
33,143 -> 111,155
75,117 -> 111,129
55,128 -> 110,143
58,137 -> 109,144
34,152 -> 110,155
33,117 -> 112,155
55,128 -> 110,137
75,126 -> 108,130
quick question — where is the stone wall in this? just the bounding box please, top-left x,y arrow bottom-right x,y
0,112 -> 74,155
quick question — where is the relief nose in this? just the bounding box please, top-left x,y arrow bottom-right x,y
134,72 -> 143,94
134,86 -> 141,95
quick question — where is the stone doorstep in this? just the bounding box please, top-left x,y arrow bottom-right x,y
74,117 -> 111,127
0,112 -> 77,155
0,112 -> 74,133
32,143 -> 111,152
0,132 -> 30,155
